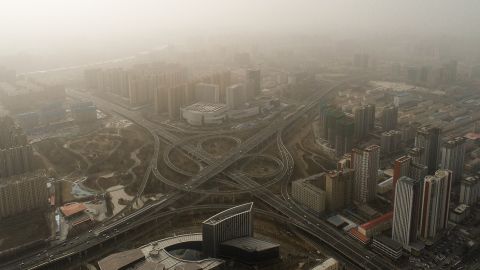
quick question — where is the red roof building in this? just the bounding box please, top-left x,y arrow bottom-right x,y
358,212 -> 393,238
60,202 -> 87,217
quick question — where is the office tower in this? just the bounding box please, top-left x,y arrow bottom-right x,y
194,83 -> 220,103
415,126 -> 441,174
460,176 -> 480,205
246,69 -> 261,100
434,170 -> 452,231
325,169 -> 354,211
353,53 -> 369,69
353,104 -> 375,139
392,176 -> 421,249
381,105 -> 398,131
226,84 -> 247,109
353,145 -> 380,203
393,156 -> 412,196
380,130 -> 401,155
0,171 -> 49,218
440,137 -> 466,183
202,203 -> 253,257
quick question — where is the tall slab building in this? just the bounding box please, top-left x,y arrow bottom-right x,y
353,145 -> 380,203
392,176 -> 421,249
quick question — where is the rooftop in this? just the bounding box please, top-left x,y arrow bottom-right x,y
221,237 -> 279,252
98,249 -> 145,270
348,228 -> 370,244
311,258 -> 339,270
183,102 -> 226,113
293,178 -> 325,194
373,235 -> 402,250
359,212 -> 393,230
454,204 -> 470,214
60,202 -> 87,217
140,233 -> 223,269
203,202 -> 253,225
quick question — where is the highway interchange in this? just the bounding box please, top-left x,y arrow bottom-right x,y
1,76 -> 396,270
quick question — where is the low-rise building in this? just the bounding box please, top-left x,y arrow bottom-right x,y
60,202 -> 92,227
348,227 -> 371,245
371,235 -> 403,260
311,258 -> 341,270
450,204 -> 470,223
377,177 -> 393,194
181,102 -> 228,126
358,212 -> 393,238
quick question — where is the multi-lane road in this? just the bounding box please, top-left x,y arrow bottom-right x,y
2,76 -> 396,269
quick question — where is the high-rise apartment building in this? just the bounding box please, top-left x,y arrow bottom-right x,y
194,83 -> 220,103
246,69 -> 261,100
440,137 -> 466,183
353,53 -> 369,69
419,175 -> 442,240
353,104 -> 375,139
226,84 -> 247,109
334,118 -> 355,157
380,130 -> 401,155
408,147 -> 423,165
0,116 -> 33,178
434,170 -> 452,231
320,106 -> 354,156
381,105 -> 398,131
392,176 -> 421,249
393,156 -> 411,196
353,145 -> 380,203
392,155 -> 428,199
419,170 -> 452,241
153,68 -> 189,114
409,163 -> 428,184
415,126 -> 441,174
0,170 -> 49,218
325,169 -> 354,211
460,176 -> 480,205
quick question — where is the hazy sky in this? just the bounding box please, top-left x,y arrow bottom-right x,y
1,0 -> 480,54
